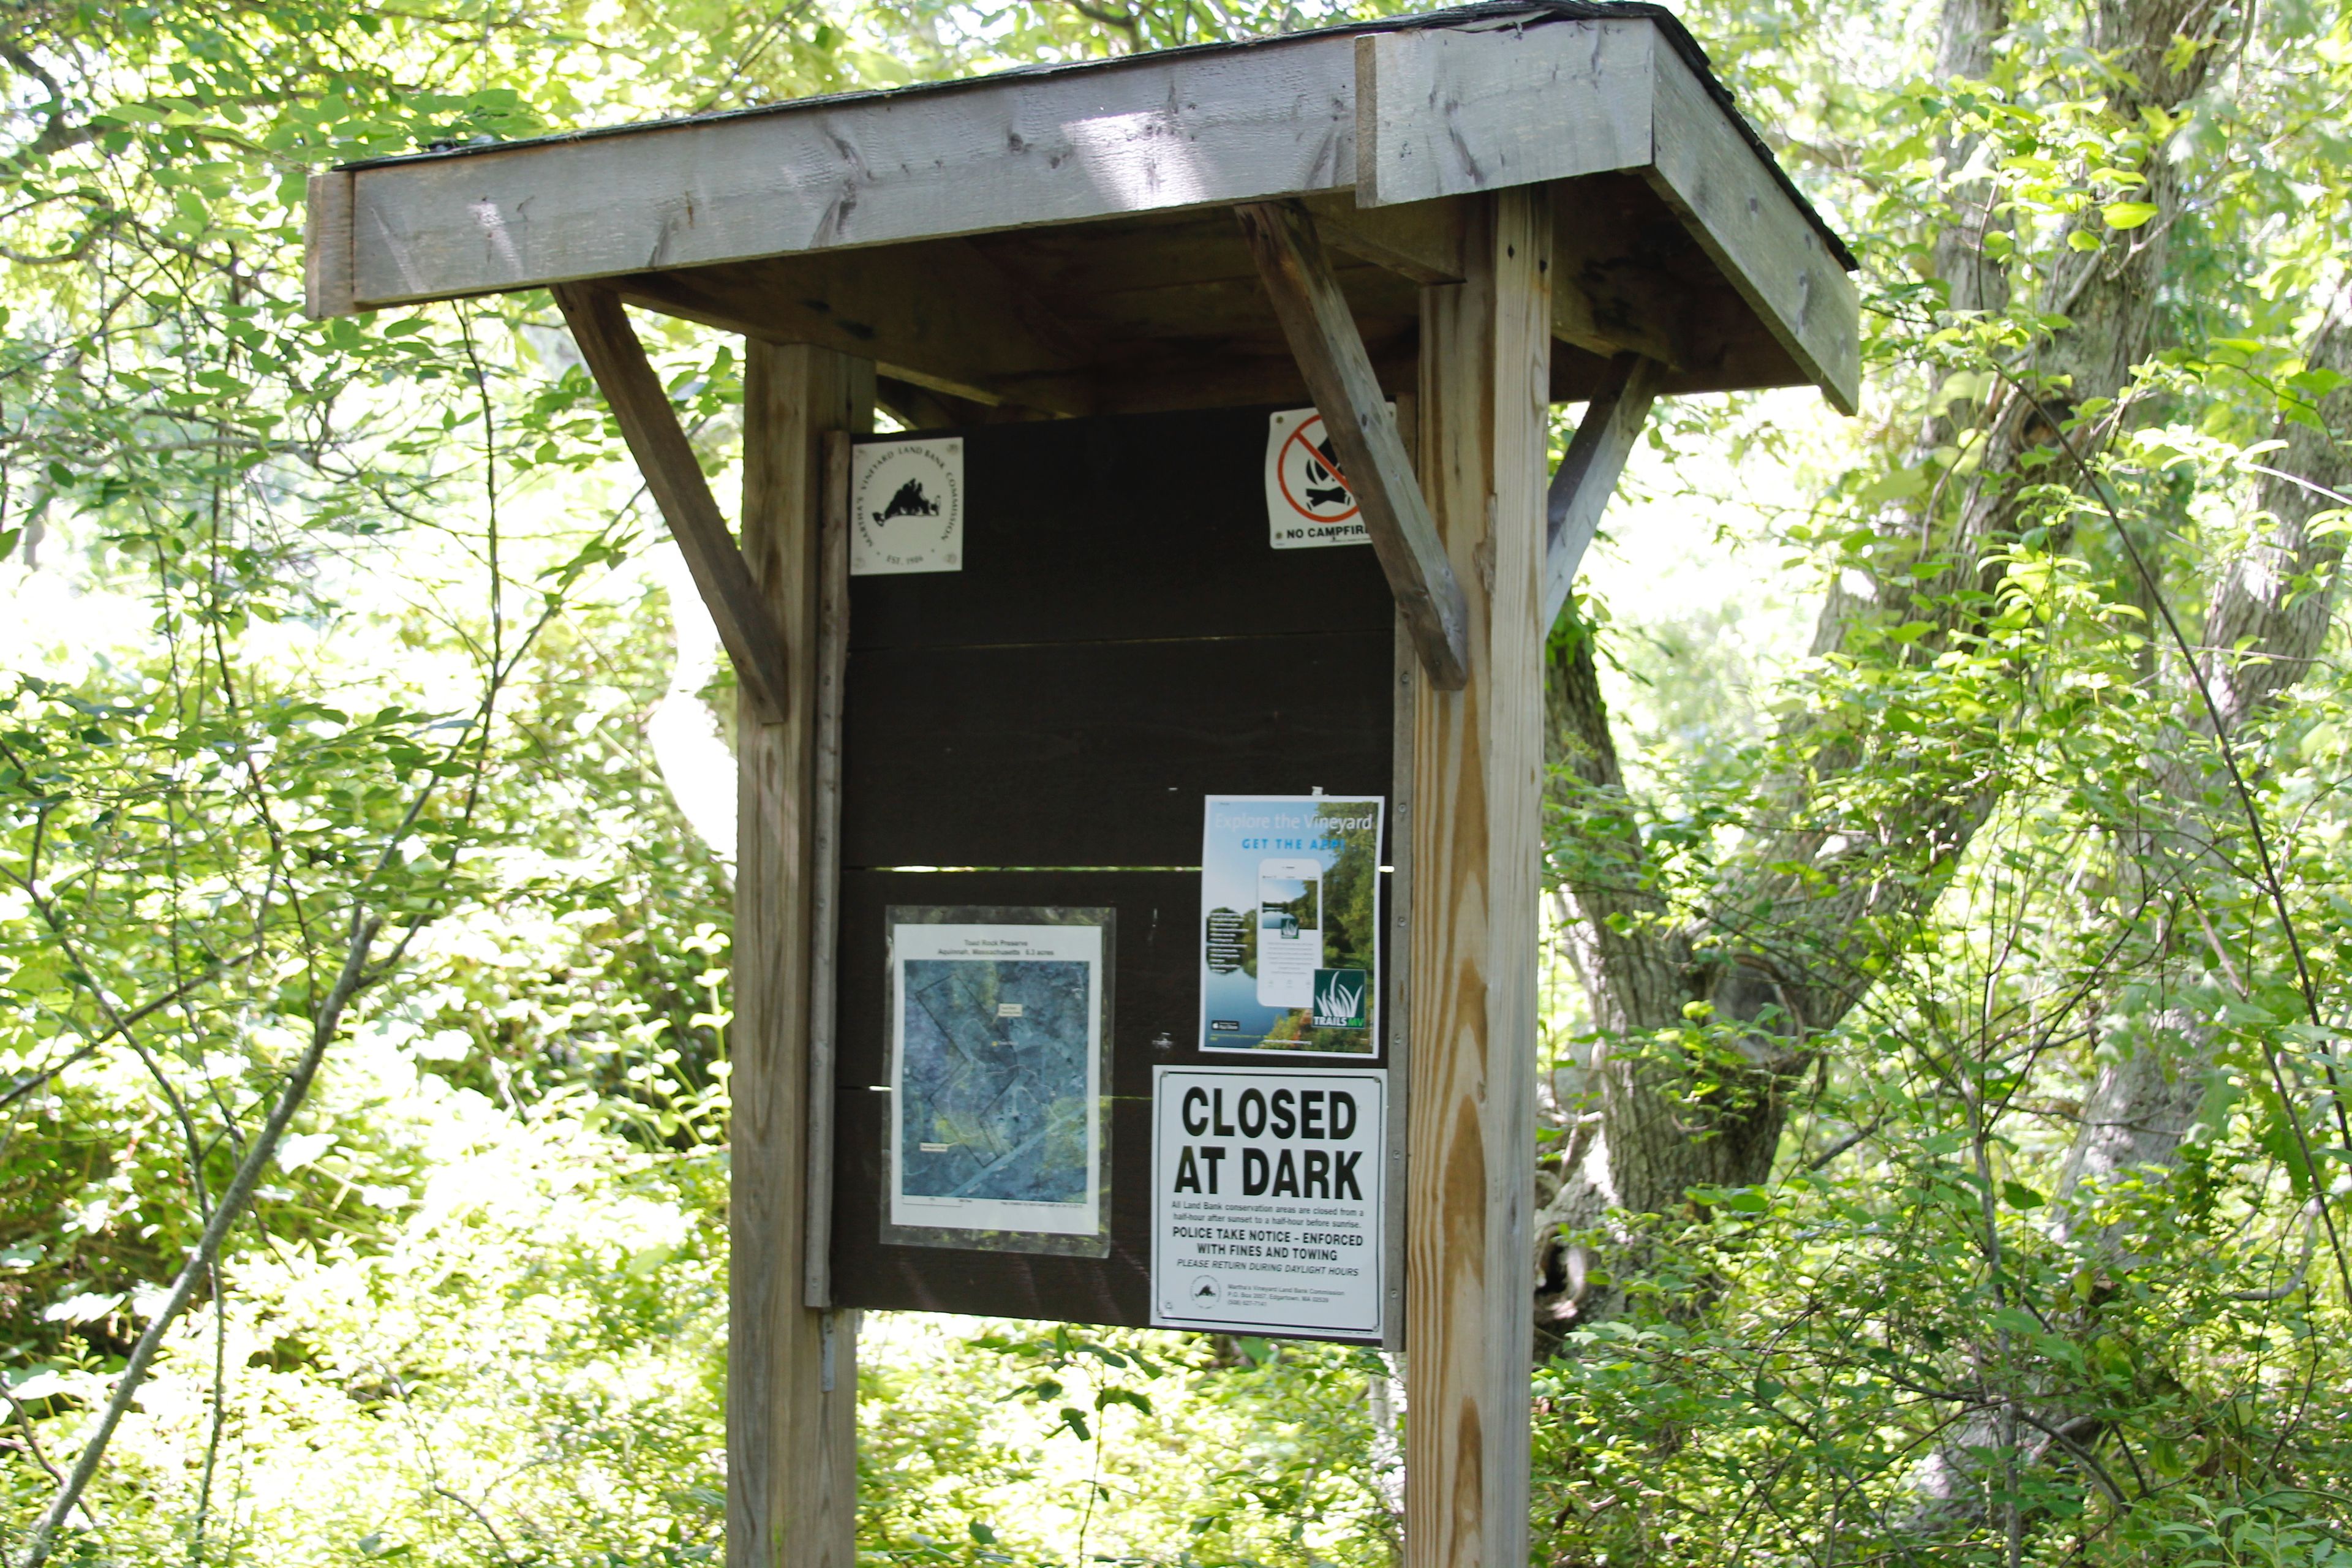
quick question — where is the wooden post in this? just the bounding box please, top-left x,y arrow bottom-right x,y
1404,187 -> 1551,1568
733,341 -> 873,1568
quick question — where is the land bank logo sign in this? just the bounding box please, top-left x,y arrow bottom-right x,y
852,436 -> 964,575
1311,968 -> 1368,1029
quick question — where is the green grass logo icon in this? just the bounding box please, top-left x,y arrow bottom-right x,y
1312,968 -> 1367,1028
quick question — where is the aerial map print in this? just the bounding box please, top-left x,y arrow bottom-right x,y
887,917 -> 1106,1246
900,957 -> 1091,1207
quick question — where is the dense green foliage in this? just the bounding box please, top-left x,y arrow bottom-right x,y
2,0 -> 2349,1562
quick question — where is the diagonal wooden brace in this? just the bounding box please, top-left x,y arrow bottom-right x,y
553,283 -> 797,722
1542,351 -> 1665,631
1235,200 -> 1471,690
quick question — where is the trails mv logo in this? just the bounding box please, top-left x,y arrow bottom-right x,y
851,437 -> 964,576
1311,968 -> 1368,1030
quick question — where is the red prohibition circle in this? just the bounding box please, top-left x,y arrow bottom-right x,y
1278,418 -> 1360,522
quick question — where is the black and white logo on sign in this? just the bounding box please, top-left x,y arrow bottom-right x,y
853,437 -> 963,575
1264,409 -> 1375,551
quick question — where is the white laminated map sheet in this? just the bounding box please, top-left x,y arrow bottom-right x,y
889,921 -> 1104,1239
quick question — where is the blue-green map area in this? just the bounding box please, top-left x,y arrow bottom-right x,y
900,958 -> 1091,1205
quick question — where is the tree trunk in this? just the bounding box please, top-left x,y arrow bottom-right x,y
1901,275 -> 2352,1528
1537,0 -> 2244,1330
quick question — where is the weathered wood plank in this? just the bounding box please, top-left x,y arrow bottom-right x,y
553,285 -> 796,722
1542,352 -> 1665,630
304,170 -> 355,320
1645,42 -> 1860,412
1384,602 -> 1415,1357
802,430 -> 853,1311
1382,391 -> 1417,1355
1355,21 -> 1653,208
733,342 -> 873,1568
346,35 -> 1363,309
1305,191 -> 1467,283
614,240 -> 1101,415
1405,187 -> 1548,1568
1237,198 -> 1469,690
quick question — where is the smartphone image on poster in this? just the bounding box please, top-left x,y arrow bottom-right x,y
1256,858 -> 1322,1008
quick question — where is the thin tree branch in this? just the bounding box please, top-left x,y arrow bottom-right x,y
16,911 -> 384,1568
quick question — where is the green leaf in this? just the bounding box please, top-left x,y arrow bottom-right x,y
2102,201 -> 2160,229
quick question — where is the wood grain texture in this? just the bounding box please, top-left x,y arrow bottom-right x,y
614,240 -> 1100,415
1542,351 -> 1665,630
1643,41 -> 1860,412
1237,198 -> 1469,689
1404,187 -> 1549,1568
1355,22 -> 1653,208
554,285 -> 796,722
733,342 -> 873,1568
304,171 -> 355,320
1549,179 -> 1693,370
345,34 -> 1362,308
803,431 -> 854,1311
1305,191 -> 1468,284
1384,616 -> 1417,1352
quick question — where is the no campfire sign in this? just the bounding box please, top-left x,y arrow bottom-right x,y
1264,409 -> 1371,551
1151,1065 -> 1386,1340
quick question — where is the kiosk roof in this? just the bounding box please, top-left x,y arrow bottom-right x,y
308,0 -> 1860,413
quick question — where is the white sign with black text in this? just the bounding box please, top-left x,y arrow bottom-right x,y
1150,1066 -> 1385,1340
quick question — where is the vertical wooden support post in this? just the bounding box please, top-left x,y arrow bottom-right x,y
733,341 -> 874,1568
1404,187 -> 1551,1568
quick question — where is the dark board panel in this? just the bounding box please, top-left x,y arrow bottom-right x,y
829,405 -> 1400,1336
840,630 -> 1395,870
829,870 -> 1389,1330
849,405 -> 1396,654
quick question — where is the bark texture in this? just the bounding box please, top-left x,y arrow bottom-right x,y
1537,0 -> 2250,1331
1900,281 -> 2352,1526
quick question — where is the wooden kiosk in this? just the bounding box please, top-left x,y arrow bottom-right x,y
305,4 -> 1856,1564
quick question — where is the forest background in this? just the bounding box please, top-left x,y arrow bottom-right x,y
2,0 -> 2350,1562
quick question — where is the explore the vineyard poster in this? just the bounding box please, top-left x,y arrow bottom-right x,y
1197,796 -> 1383,1056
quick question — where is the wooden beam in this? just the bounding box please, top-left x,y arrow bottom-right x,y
613,239 -> 1100,415
303,170 -> 355,320
1236,198 -> 1469,690
341,32 -> 1366,309
803,429 -> 853,1312
1355,21 -> 1653,208
552,285 -> 796,722
1304,192 -> 1466,284
734,342 -> 873,1568
1551,188 -> 1691,369
1405,186 -> 1549,1568
1645,42 -> 1860,412
1543,352 -> 1665,630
